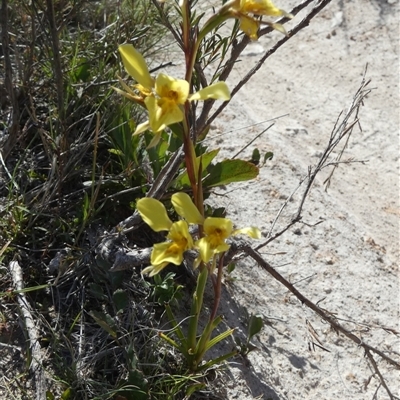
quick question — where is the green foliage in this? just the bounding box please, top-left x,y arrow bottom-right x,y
0,0 -> 175,398
148,272 -> 183,305
235,313 -> 264,356
203,159 -> 259,187
160,269 -> 237,372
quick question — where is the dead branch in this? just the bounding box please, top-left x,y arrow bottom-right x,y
240,243 -> 400,398
45,0 -> 64,126
256,68 -> 371,251
1,0 -> 20,160
9,261 -> 47,400
117,146 -> 185,233
196,0 -> 333,137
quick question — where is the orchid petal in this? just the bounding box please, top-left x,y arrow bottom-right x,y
167,220 -> 194,249
239,15 -> 260,40
196,237 -> 213,263
233,226 -> 261,239
119,44 -> 154,89
204,217 -> 233,240
133,121 -> 150,136
155,73 -> 189,104
137,198 -> 173,231
142,262 -> 169,277
189,82 -> 231,102
268,22 -> 288,36
149,221 -> 192,266
171,193 -> 204,224
145,95 -> 183,133
240,0 -> 283,16
151,241 -> 184,266
112,86 -> 141,103
147,133 -> 162,148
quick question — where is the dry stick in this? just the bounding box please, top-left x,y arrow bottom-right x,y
256,73 -> 372,250
151,0 -> 183,49
231,123 -> 274,159
365,350 -> 398,400
45,0 -> 69,205
45,0 -> 64,126
9,261 -> 47,400
115,146 -> 185,233
195,0 -> 331,137
1,0 -> 20,160
245,70 -> 396,397
242,244 -> 400,398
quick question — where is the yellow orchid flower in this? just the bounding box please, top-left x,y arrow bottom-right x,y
136,193 -> 203,275
171,192 -> 204,225
116,44 -> 230,139
142,220 -> 194,276
195,217 -> 261,266
227,0 -> 292,40
239,0 -> 284,16
196,218 -> 233,265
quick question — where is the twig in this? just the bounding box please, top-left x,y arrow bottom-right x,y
117,145 -> 185,233
241,244 -> 400,372
1,0 -> 20,160
9,261 -> 47,400
256,69 -> 371,250
45,0 -> 64,127
231,124 -> 274,159
364,350 -> 398,400
196,0 -> 333,136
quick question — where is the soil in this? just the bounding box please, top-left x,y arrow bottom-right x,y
190,0 -> 399,398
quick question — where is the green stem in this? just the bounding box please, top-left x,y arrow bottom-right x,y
209,253 -> 225,322
187,266 -> 208,369
197,349 -> 238,372
186,12 -> 231,85
182,117 -> 198,200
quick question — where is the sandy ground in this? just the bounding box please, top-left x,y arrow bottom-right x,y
191,0 -> 399,398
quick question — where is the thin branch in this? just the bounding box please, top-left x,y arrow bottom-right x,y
9,261 -> 47,400
241,244 -> 400,371
1,0 -> 20,160
151,0 -> 183,50
256,70 -> 371,250
195,0 -> 332,136
45,0 -> 64,126
117,146 -> 185,233
364,350 -> 399,400
231,124 -> 274,159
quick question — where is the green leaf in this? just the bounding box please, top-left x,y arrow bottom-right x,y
251,148 -> 260,165
176,149 -> 220,187
127,370 -> 149,400
263,151 -> 274,163
248,314 -> 263,341
205,328 -> 234,352
227,263 -> 236,274
60,388 -> 72,400
113,289 -> 129,313
73,58 -> 90,82
203,159 -> 259,187
186,383 -> 206,396
4,284 -> 49,295
118,369 -> 149,400
46,390 -> 55,400
108,148 -> 124,156
89,310 -> 117,338
88,282 -> 107,300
